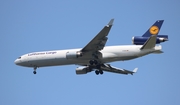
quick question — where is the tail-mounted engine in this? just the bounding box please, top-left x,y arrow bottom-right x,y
76,66 -> 91,74
132,35 -> 168,45
66,51 -> 83,59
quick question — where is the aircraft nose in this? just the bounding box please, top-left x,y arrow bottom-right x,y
14,59 -> 21,65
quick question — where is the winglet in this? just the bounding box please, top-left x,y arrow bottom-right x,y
140,35 -> 157,50
133,68 -> 138,73
107,19 -> 114,26
130,68 -> 138,75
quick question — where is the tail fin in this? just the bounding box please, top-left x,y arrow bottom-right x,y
142,20 -> 164,37
141,35 -> 157,50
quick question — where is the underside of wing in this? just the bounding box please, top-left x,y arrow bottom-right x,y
75,64 -> 138,75
101,64 -> 138,75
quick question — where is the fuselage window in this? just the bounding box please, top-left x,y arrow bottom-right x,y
18,57 -> 21,59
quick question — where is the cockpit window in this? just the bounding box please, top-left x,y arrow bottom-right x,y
18,57 -> 21,59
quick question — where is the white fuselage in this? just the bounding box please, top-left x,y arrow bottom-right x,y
14,45 -> 162,68
15,45 -> 161,67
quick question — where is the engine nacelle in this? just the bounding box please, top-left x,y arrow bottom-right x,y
132,35 -> 168,45
76,66 -> 91,75
66,51 -> 83,59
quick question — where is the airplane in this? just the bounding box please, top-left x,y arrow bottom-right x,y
14,19 -> 167,75
132,20 -> 168,45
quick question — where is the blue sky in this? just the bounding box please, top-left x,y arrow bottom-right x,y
1,0 -> 180,105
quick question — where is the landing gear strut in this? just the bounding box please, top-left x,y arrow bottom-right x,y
33,67 -> 37,74
90,52 -> 104,75
89,60 -> 98,65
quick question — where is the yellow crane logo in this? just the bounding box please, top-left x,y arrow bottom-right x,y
149,26 -> 159,35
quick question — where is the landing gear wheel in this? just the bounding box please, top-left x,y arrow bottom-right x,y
33,71 -> 37,74
99,70 -> 103,75
89,60 -> 98,65
95,70 -> 99,75
89,60 -> 94,65
94,60 -> 98,65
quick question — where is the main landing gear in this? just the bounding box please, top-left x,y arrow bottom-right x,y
95,70 -> 103,75
89,60 -> 104,75
89,60 -> 98,65
33,67 -> 37,74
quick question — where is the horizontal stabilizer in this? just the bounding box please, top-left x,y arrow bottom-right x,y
141,35 -> 157,50
153,50 -> 164,54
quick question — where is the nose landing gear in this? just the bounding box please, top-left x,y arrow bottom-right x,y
33,67 -> 37,74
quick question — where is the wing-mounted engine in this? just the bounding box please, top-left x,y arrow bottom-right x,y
76,66 -> 91,75
66,51 -> 83,59
132,35 -> 168,45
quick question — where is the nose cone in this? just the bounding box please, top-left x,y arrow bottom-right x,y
14,59 -> 21,65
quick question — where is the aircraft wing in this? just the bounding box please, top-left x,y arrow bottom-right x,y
81,19 -> 114,52
101,64 -> 138,75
